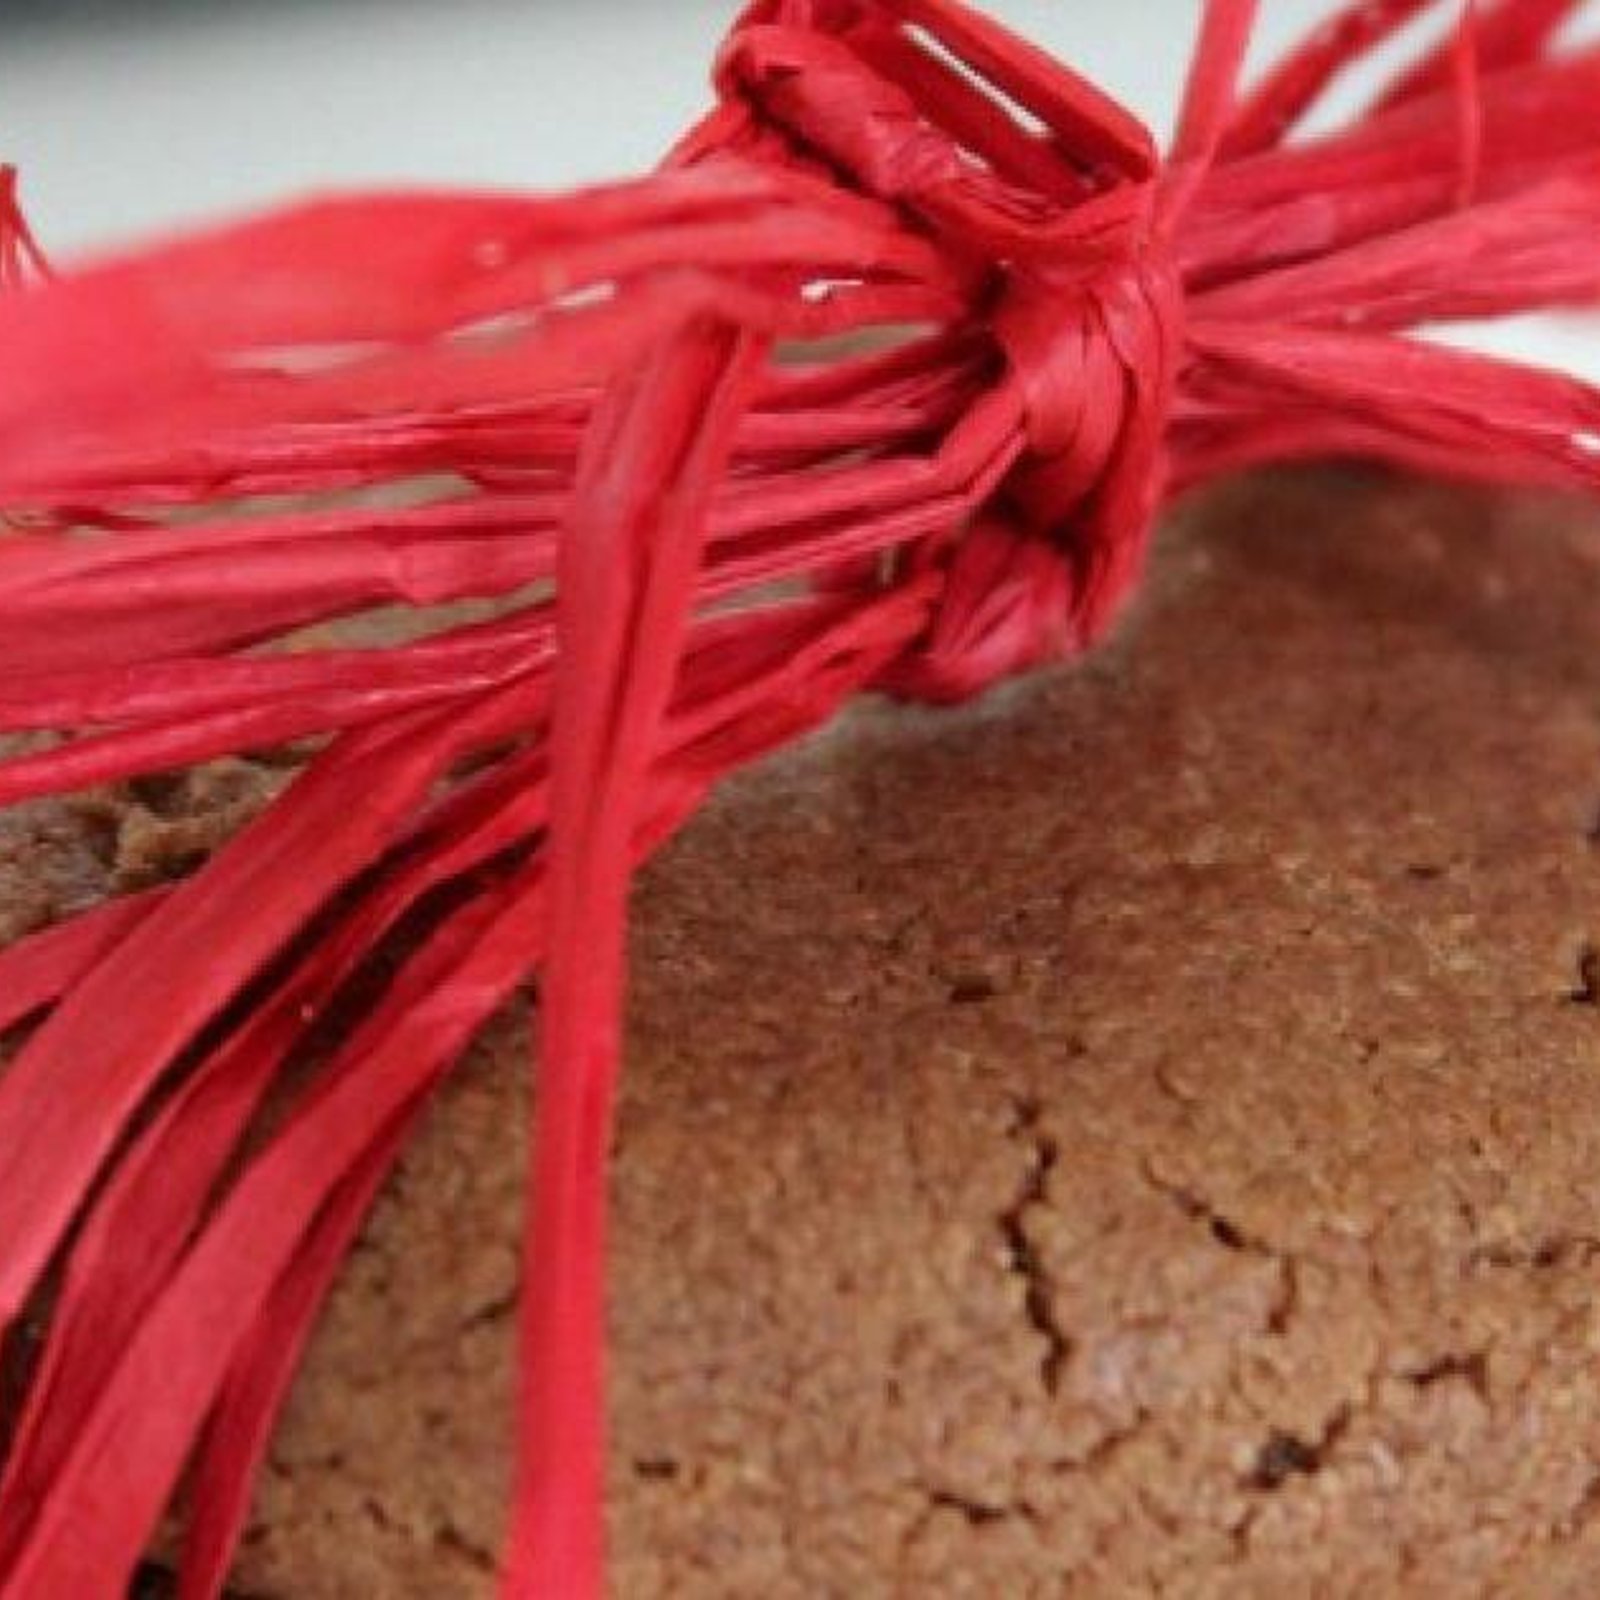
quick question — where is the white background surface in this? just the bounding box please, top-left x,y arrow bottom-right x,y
0,0 -> 1466,251
4,1 -> 1599,375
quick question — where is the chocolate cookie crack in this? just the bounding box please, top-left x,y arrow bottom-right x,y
1135,1161 -> 1299,1338
1400,1348 -> 1490,1402
998,1095 -> 1070,1396
435,1521 -> 496,1576
1567,940 -> 1599,1006
916,1483 -> 1041,1530
1245,1405 -> 1353,1492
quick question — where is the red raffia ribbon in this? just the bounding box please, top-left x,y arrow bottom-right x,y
1,1 -> 1599,1593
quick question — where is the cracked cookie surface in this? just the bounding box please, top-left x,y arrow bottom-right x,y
9,468 -> 1600,1597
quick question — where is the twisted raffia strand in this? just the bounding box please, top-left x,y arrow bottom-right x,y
1,1 -> 1600,1594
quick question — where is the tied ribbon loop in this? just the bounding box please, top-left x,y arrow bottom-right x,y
991,240 -> 1186,650
718,3 -> 1190,699
881,246 -> 1186,706
0,165 -> 51,292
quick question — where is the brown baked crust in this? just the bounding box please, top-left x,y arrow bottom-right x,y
7,469 -> 1600,1597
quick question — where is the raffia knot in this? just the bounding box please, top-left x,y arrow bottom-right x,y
995,246 -> 1182,537
887,207 -> 1185,704
711,7 -> 1186,702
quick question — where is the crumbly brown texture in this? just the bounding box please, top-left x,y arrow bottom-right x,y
7,470 -> 1600,1598
0,758 -> 288,948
